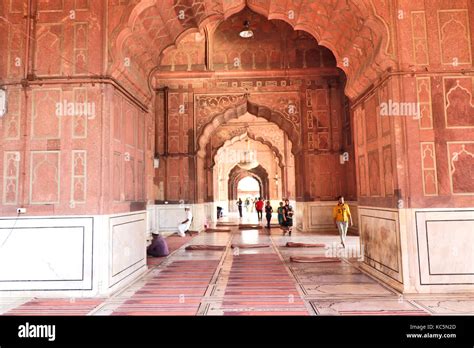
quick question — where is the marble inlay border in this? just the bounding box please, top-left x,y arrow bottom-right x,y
0,216 -> 94,291
360,212 -> 403,284
109,212 -> 147,289
415,210 -> 474,285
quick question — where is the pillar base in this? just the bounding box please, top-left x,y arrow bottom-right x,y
0,211 -> 148,298
358,206 -> 474,294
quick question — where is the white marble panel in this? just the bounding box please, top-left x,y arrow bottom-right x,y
109,212 -> 147,289
156,205 -> 188,231
0,216 -> 93,291
415,209 -> 474,286
150,203 -> 214,233
0,211 -> 148,297
358,207 -> 402,283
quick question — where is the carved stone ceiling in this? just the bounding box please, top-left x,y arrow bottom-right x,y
111,0 -> 396,99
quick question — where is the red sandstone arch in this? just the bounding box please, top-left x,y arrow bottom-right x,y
213,131 -> 286,169
228,164 -> 269,202
110,0 -> 396,99
197,100 -> 301,157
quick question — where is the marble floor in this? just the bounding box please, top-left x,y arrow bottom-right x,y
1,213 -> 473,316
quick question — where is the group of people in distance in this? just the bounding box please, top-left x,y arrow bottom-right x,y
148,195 -> 353,258
237,195 -> 353,247
237,197 -> 294,235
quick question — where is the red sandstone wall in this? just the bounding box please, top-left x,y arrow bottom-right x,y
0,85 -> 103,215
108,88 -> 154,214
0,84 -> 153,216
1,0 -> 472,217
402,0 -> 474,208
353,0 -> 474,209
0,1 -> 153,216
153,73 -> 351,203
353,81 -> 399,209
152,10 -> 353,203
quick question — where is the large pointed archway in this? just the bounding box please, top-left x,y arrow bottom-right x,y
212,131 -> 285,168
228,164 -> 269,205
197,99 -> 301,158
212,129 -> 289,210
1,0 -> 473,303
111,0 -> 396,100
196,103 -> 297,204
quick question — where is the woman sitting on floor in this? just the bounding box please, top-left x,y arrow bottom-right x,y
147,232 -> 169,257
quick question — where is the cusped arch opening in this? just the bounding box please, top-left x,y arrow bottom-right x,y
228,164 -> 270,201
197,100 -> 301,158
114,0 -> 395,100
213,131 -> 286,169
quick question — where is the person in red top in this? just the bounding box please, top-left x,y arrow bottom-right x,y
255,197 -> 264,221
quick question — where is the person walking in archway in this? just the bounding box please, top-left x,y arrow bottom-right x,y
245,198 -> 250,213
237,198 -> 243,218
333,196 -> 353,248
255,197 -> 264,221
282,199 -> 294,236
265,200 -> 273,228
277,201 -> 284,226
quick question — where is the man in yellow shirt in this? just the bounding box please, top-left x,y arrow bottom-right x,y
333,196 -> 353,248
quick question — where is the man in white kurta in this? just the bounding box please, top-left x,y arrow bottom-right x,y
177,208 -> 193,237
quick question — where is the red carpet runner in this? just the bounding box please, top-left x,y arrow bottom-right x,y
112,260 -> 219,315
222,253 -> 309,315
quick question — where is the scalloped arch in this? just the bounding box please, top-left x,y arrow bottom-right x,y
197,100 -> 301,158
228,164 -> 270,200
111,0 -> 397,99
213,131 -> 286,169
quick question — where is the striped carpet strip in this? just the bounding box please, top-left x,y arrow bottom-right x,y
290,256 -> 341,263
4,298 -> 104,316
340,310 -> 429,316
221,254 -> 309,315
111,260 -> 219,316
5,236 -> 197,316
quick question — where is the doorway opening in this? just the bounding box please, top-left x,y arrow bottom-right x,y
237,176 -> 261,212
